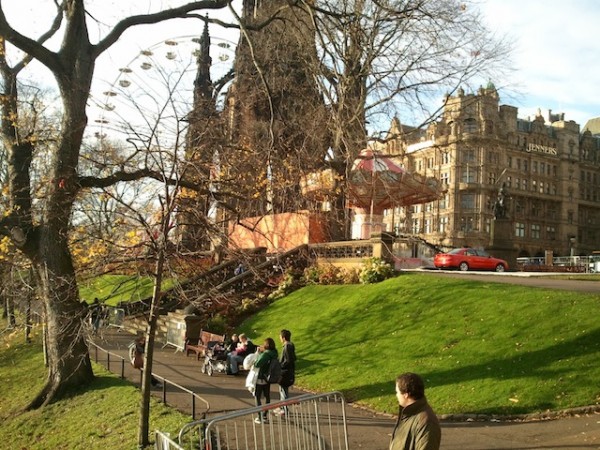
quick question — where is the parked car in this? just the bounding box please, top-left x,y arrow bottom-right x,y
434,248 -> 508,272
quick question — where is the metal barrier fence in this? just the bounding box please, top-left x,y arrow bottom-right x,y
106,307 -> 125,330
176,391 -> 349,450
155,430 -> 185,450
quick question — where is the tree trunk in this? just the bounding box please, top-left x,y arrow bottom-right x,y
26,228 -> 93,409
138,247 -> 165,448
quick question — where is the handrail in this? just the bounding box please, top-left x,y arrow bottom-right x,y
89,340 -> 127,378
89,341 -> 210,420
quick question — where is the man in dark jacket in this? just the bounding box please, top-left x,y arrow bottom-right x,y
275,329 -> 296,415
389,372 -> 441,450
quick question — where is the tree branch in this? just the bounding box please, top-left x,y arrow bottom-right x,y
0,3 -> 62,72
92,0 -> 233,58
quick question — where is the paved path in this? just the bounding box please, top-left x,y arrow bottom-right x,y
419,270 -> 600,293
94,328 -> 600,449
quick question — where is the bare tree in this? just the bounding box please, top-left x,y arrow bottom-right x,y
301,0 -> 512,237
0,0 -> 241,409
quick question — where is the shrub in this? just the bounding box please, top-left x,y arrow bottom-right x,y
303,265 -> 321,284
358,257 -> 395,284
206,314 -> 227,333
268,269 -> 303,300
340,267 -> 360,284
317,264 -> 343,285
303,264 -> 362,285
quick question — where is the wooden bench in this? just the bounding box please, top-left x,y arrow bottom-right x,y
185,330 -> 225,360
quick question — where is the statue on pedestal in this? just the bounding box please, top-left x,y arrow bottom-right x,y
493,182 -> 509,219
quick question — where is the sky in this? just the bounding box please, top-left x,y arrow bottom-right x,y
480,0 -> 600,127
4,0 -> 600,130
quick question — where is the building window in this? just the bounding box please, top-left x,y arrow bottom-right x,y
568,211 -> 574,224
442,152 -> 450,164
532,161 -> 538,173
531,202 -> 540,217
515,178 -> 520,190
523,160 -> 528,172
439,216 -> 448,233
522,179 -> 528,191
507,156 -> 512,168
540,162 -> 545,174
546,226 -> 556,240
463,148 -> 476,163
464,118 -> 478,133
488,172 -> 496,185
460,193 -> 476,209
461,167 -> 477,183
441,172 -> 450,185
440,194 -> 448,209
412,219 -> 420,234
515,222 -> 525,238
539,181 -> 544,194
506,176 -> 512,188
531,224 -> 541,239
424,219 -> 432,233
548,205 -> 557,219
460,215 -> 476,232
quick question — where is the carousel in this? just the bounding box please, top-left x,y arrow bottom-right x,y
348,148 -> 441,238
302,148 -> 442,239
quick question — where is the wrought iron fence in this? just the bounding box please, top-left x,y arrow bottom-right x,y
176,391 -> 349,450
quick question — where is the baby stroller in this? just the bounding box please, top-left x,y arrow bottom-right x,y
201,341 -> 228,376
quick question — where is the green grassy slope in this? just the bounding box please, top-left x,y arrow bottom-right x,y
79,275 -> 177,306
240,273 -> 600,416
0,326 -> 188,449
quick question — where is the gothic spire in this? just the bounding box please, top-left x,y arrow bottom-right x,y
194,17 -> 212,101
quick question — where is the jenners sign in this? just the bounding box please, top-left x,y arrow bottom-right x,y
527,143 -> 558,156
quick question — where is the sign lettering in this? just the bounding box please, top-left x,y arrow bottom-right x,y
526,143 -> 558,156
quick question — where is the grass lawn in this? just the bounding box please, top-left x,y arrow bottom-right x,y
240,272 -> 600,416
0,325 -> 188,450
79,274 -> 178,306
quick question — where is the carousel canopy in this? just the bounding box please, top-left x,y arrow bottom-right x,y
348,148 -> 441,211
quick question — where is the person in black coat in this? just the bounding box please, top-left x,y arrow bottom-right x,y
277,329 -> 296,414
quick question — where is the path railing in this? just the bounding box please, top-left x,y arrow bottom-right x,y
89,340 -> 127,378
89,341 -> 210,420
176,391 -> 349,450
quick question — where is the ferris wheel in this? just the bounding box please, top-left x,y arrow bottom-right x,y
88,33 -> 236,149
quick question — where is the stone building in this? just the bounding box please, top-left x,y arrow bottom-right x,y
380,84 -> 600,257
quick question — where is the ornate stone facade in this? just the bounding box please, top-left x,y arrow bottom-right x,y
380,85 -> 600,257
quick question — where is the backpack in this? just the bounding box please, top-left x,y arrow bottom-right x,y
266,357 -> 282,384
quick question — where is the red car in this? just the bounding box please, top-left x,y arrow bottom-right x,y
434,248 -> 508,272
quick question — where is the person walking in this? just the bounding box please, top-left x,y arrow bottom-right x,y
252,337 -> 278,424
276,329 -> 296,416
389,372 -> 441,450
